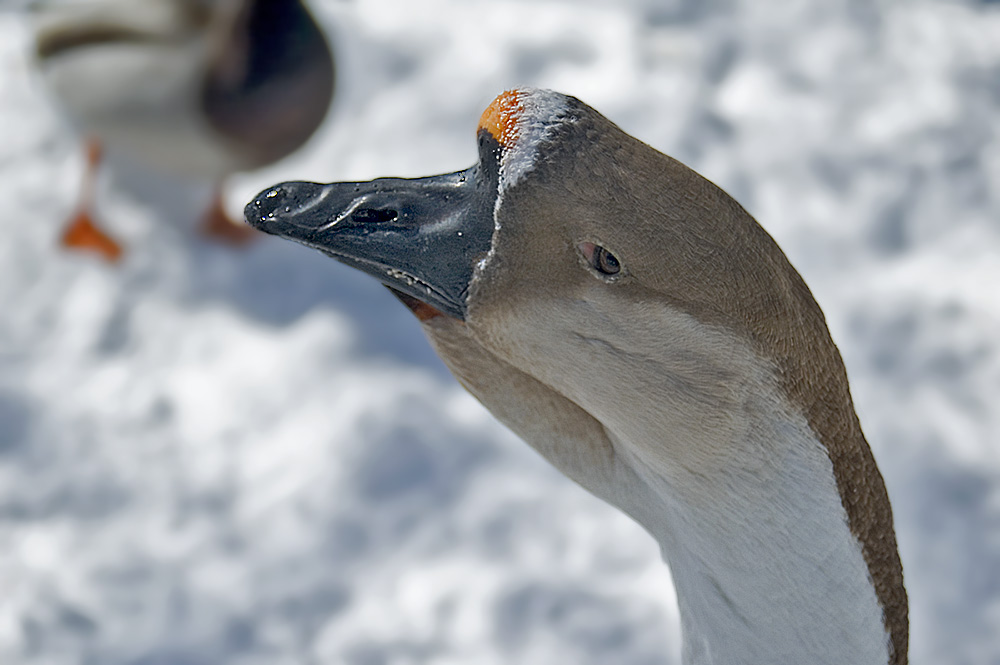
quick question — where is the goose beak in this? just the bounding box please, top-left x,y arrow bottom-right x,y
244,166 -> 496,320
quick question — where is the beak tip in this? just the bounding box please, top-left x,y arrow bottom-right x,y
242,198 -> 272,233
243,182 -> 331,235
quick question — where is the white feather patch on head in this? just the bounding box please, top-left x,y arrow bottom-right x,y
477,88 -> 571,195
474,89 -> 571,274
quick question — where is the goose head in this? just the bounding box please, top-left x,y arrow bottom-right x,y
246,88 -> 907,665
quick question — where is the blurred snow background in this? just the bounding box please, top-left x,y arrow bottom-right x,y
1,0 -> 999,663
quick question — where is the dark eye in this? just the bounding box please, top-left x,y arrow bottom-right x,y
593,246 -> 620,275
578,241 -> 623,278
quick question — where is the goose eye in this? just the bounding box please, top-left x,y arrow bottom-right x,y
594,247 -> 620,275
579,241 -> 621,277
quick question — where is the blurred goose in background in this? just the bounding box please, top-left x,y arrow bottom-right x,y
33,0 -> 335,261
245,89 -> 908,664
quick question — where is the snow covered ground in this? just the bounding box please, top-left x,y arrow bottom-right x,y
1,0 -> 999,663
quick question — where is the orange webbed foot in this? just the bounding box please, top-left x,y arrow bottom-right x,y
60,210 -> 124,263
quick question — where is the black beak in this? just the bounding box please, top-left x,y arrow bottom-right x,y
244,133 -> 502,320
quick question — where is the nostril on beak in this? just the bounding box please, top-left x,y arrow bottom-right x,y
351,208 -> 398,224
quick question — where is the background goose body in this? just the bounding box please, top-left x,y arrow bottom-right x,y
34,0 -> 334,258
246,89 -> 908,664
